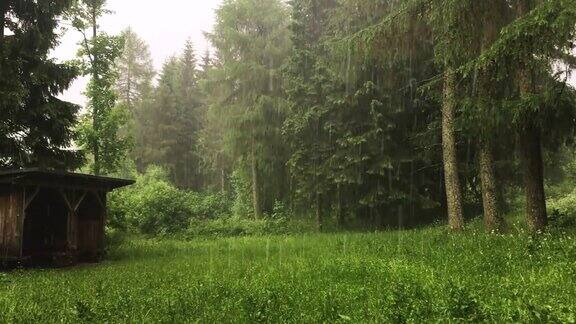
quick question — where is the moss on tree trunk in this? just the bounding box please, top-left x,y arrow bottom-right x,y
520,124 -> 547,232
479,140 -> 503,232
442,68 -> 464,231
516,0 -> 548,233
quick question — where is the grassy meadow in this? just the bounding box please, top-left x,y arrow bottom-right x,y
1,227 -> 575,323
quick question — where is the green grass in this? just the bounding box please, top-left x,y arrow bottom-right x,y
1,227 -> 576,323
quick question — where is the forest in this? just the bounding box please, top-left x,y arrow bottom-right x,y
1,0 -> 576,322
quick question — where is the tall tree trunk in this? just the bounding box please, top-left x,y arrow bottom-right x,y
0,4 -> 5,76
477,12 -> 503,233
336,184 -> 344,228
478,140 -> 502,231
91,6 -> 101,175
183,154 -> 189,189
520,122 -> 547,232
316,192 -> 322,231
251,145 -> 262,220
441,68 -> 464,231
516,0 -> 547,232
221,169 -> 226,194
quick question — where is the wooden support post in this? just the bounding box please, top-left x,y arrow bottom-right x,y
59,189 -> 78,253
91,190 -> 108,253
24,186 -> 40,210
20,186 -> 28,258
73,190 -> 88,212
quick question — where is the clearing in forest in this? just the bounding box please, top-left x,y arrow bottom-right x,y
0,229 -> 575,322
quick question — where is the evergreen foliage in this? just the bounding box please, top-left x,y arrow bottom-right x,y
0,0 -> 82,170
133,42 -> 204,189
114,27 -> 155,172
2,0 -> 576,234
203,0 -> 292,218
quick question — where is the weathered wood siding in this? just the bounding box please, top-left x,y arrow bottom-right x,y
76,191 -> 107,258
0,187 -> 23,260
78,220 -> 101,254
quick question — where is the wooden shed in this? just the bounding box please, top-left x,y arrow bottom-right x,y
0,169 -> 134,267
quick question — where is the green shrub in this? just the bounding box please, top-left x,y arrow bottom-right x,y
104,227 -> 128,248
187,192 -> 231,220
270,200 -> 289,219
547,189 -> 576,228
108,166 -> 314,238
231,169 -> 253,218
108,166 -> 232,235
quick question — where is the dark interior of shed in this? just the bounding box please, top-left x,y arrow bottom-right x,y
76,192 -> 105,259
23,188 -> 68,261
21,188 -> 105,264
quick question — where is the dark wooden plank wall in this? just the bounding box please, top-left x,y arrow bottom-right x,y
75,190 -> 107,258
1,186 -> 110,263
100,193 -> 107,252
78,220 -> 100,253
0,187 -> 23,260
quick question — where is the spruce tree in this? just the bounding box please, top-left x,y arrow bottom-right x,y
283,0 -> 337,229
472,0 -> 576,232
175,41 -> 203,190
0,0 -> 82,170
116,27 -> 155,111
206,0 -> 291,219
115,28 -> 155,172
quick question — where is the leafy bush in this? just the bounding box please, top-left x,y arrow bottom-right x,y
104,227 -> 130,254
230,169 -> 254,218
187,192 -> 231,220
547,189 -> 576,228
270,200 -> 290,219
108,166 -> 312,238
108,166 -> 232,235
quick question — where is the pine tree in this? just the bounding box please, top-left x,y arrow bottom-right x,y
116,27 -> 155,110
441,68 -> 465,230
197,49 -> 232,192
206,0 -> 291,219
148,57 -> 181,175
283,0 -> 339,229
132,42 -> 205,189
472,0 -> 576,232
199,50 -> 213,80
175,40 -> 203,189
468,0 -> 512,232
0,0 -> 82,170
115,28 -> 155,172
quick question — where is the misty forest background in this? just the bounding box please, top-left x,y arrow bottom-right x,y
2,0 -> 576,237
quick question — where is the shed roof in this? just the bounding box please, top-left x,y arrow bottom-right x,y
0,168 -> 135,191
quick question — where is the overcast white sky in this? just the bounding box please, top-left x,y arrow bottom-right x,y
53,0 -> 223,106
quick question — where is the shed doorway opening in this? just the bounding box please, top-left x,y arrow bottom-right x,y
76,192 -> 106,260
22,188 -> 69,262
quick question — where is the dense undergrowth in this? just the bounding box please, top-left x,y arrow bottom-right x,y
1,228 -> 575,322
107,167 -> 320,238
108,166 -> 576,240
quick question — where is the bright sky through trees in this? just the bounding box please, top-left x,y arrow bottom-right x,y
52,0 -> 223,106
